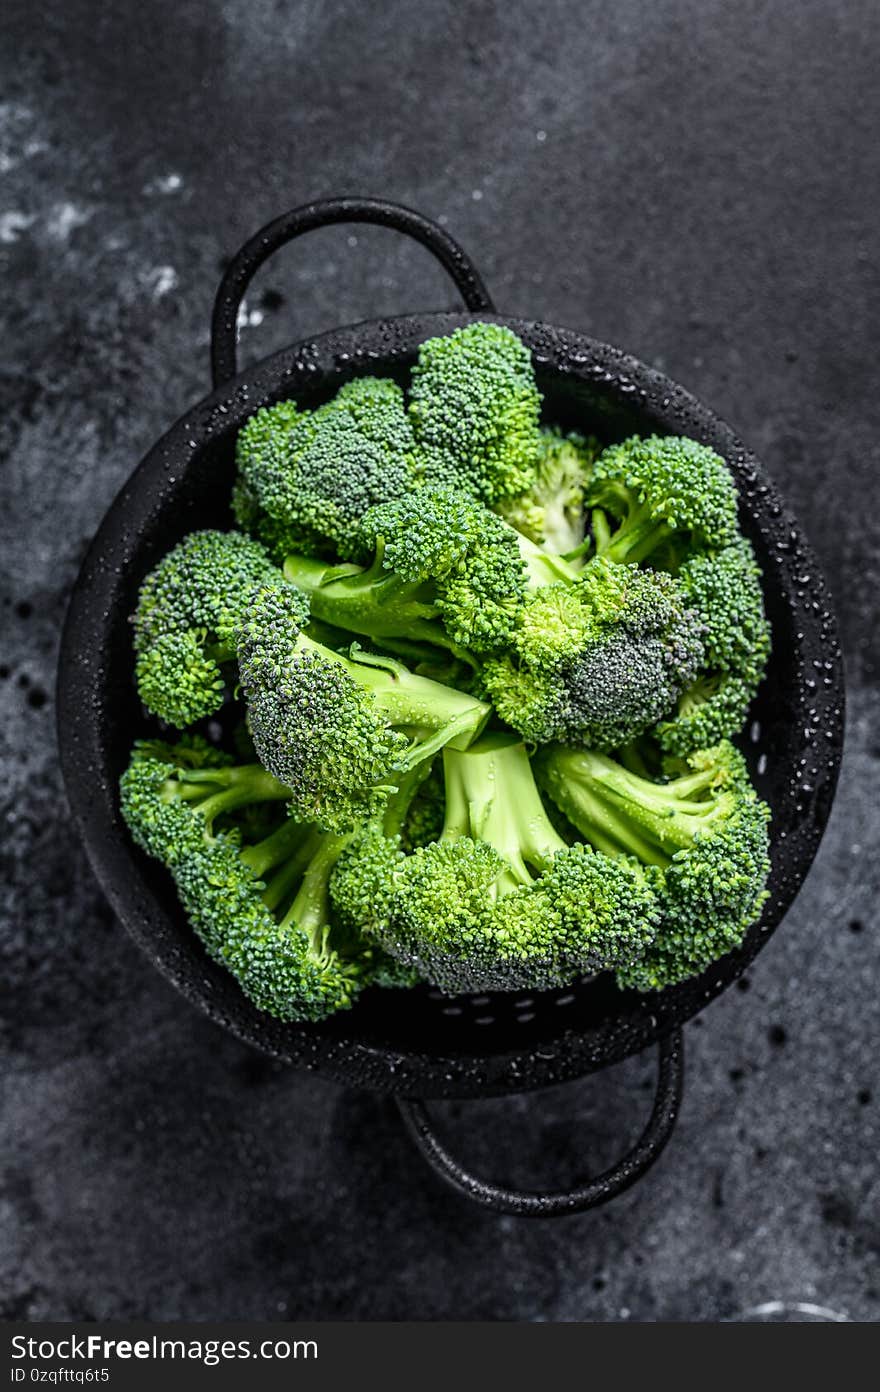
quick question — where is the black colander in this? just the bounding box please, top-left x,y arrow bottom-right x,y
56,199 -> 845,1216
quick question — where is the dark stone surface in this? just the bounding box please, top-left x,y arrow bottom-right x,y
1,0 -> 878,1322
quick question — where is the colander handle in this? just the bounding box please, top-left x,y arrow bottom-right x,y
397,1028 -> 684,1217
211,196 -> 495,387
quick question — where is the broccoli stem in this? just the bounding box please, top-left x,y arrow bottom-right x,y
165,764 -> 292,827
534,746 -> 731,868
296,634 -> 491,756
381,762 -> 435,838
540,774 -> 663,866
283,552 -> 476,665
282,834 -> 349,956
591,498 -> 675,566
203,640 -> 236,665
516,534 -> 582,590
258,828 -> 326,912
617,740 -> 654,779
678,672 -> 723,714
589,508 -> 612,555
540,499 -> 587,558
440,733 -> 567,893
240,817 -> 310,880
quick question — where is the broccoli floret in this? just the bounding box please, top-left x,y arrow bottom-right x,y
583,434 -> 740,566
119,739 -> 368,1022
132,731 -> 234,773
339,734 -> 659,993
283,486 -> 527,660
546,842 -> 662,980
132,529 -> 296,728
657,673 -> 756,754
678,539 -> 769,672
480,556 -> 704,749
516,531 -> 587,590
231,399 -> 305,560
656,538 -> 771,753
408,323 -> 543,503
389,839 -> 567,993
534,740 -> 771,990
328,764 -> 423,945
497,427 -> 598,556
233,377 -> 418,559
400,759 -> 446,852
236,584 -> 491,832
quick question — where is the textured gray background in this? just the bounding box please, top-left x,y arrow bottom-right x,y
1,0 -> 878,1322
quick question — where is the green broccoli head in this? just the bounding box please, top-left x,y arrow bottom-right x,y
233,377 -> 418,559
237,585 -> 409,832
617,783 -> 771,992
119,739 -> 365,1022
535,740 -> 771,990
480,557 -> 705,749
135,632 -> 227,732
381,842 -> 658,994
327,769 -> 436,992
132,529 -> 294,727
330,824 -> 404,942
354,734 -> 660,993
385,838 -> 567,993
679,538 -> 770,675
655,538 -> 770,753
283,486 -> 528,659
237,584 -> 490,832
584,434 -> 740,566
174,829 -> 364,1019
408,323 -> 543,503
353,486 -> 526,652
496,426 -> 598,556
327,833 -> 425,991
119,748 -> 215,869
232,399 -> 306,557
545,843 -> 662,975
655,672 -> 756,755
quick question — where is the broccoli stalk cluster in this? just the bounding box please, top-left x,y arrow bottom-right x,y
534,740 -> 771,991
121,321 -> 773,1024
236,583 -> 491,832
479,555 -> 706,749
331,733 -> 660,993
120,739 -> 368,1022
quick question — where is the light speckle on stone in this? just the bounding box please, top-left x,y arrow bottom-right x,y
143,172 -> 184,195
0,209 -> 36,242
45,201 -> 91,241
236,298 -> 264,330
142,264 -> 178,298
